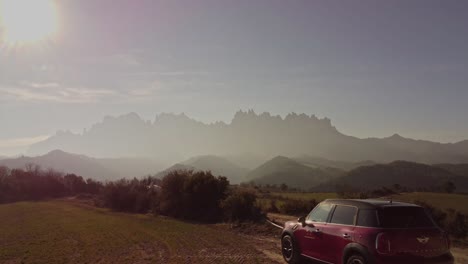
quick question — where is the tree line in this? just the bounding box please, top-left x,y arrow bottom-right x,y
0,165 -> 263,223
0,165 -> 101,203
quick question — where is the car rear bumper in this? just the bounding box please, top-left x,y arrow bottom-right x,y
373,252 -> 454,264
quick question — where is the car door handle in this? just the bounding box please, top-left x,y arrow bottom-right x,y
343,234 -> 351,239
313,229 -> 321,233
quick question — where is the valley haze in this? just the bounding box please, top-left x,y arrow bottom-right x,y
27,110 -> 468,165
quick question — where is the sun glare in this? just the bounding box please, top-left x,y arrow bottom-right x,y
0,0 -> 58,45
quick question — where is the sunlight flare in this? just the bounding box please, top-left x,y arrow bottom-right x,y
0,0 -> 58,45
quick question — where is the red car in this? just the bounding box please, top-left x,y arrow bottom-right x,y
281,199 -> 454,264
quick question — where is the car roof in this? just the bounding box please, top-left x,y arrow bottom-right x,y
322,198 -> 420,209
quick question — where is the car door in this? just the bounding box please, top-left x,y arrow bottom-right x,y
295,202 -> 334,261
321,205 -> 358,263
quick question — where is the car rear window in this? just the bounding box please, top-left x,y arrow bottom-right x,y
378,206 -> 435,228
357,209 -> 379,227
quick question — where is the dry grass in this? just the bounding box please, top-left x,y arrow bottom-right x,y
0,200 -> 279,264
392,192 -> 468,215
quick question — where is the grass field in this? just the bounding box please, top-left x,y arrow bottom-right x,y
1,197 -> 467,264
392,192 -> 468,215
0,199 -> 281,264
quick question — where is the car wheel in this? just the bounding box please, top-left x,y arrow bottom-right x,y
346,254 -> 366,264
281,234 -> 301,264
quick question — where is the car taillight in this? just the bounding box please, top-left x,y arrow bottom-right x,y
376,232 -> 391,254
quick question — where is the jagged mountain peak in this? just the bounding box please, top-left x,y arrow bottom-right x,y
102,112 -> 143,123
154,112 -> 201,125
44,149 -> 89,160
387,133 -> 405,140
27,110 -> 468,164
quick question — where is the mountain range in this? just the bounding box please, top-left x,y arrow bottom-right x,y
2,149 -> 468,192
0,150 -> 164,181
28,111 -> 468,164
293,155 -> 377,171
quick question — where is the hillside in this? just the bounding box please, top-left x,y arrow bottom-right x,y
182,155 -> 249,184
28,111 -> 468,164
294,155 -> 377,171
314,161 -> 468,192
222,153 -> 268,170
246,156 -> 344,189
434,163 -> 468,178
95,157 -> 165,179
0,150 -> 164,181
0,200 -> 280,264
154,163 -> 197,178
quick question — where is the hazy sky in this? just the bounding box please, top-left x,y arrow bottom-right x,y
1,0 -> 468,155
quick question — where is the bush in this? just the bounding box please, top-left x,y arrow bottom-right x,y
267,199 -> 279,213
221,188 -> 264,222
102,177 -> 159,213
158,170 -> 229,222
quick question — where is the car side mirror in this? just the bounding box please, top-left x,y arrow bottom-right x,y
298,216 -> 306,226
305,221 -> 315,228
298,216 -> 315,228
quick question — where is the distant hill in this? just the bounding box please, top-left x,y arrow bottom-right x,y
154,163 -> 196,179
314,161 -> 468,192
154,155 -> 249,183
434,164 -> 468,178
245,156 -> 344,189
0,150 -> 164,181
181,155 -> 249,184
294,155 -> 377,171
222,153 -> 268,170
0,155 -> 6,160
28,111 -> 468,164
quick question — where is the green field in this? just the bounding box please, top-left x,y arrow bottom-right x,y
0,200 -> 280,264
392,192 -> 468,215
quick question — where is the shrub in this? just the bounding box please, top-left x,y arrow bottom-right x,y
221,188 -> 264,222
267,199 -> 279,213
102,177 -> 159,213
158,170 -> 229,222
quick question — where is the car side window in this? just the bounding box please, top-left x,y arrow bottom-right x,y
330,205 -> 357,225
307,203 -> 333,223
357,209 -> 379,227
